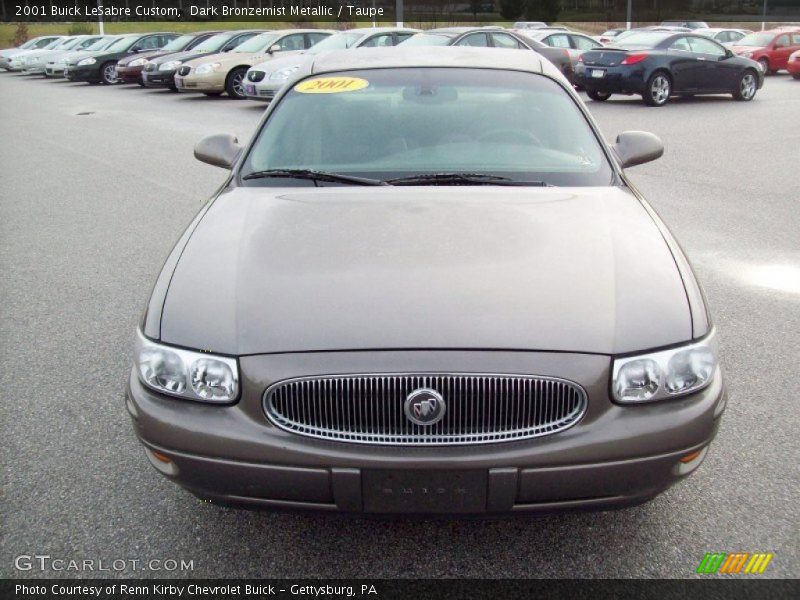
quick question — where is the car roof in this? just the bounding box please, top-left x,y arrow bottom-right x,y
343,27 -> 419,34
427,27 -> 504,34
309,46 -> 552,77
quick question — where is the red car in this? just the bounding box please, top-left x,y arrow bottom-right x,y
730,28 -> 800,74
788,49 -> 800,79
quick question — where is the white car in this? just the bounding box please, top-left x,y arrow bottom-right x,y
45,36 -> 118,77
243,27 -> 419,102
694,28 -> 752,46
22,36 -> 104,75
4,36 -> 66,71
0,36 -> 63,70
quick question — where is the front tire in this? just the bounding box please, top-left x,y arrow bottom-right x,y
643,72 -> 671,106
758,58 -> 774,75
733,70 -> 758,101
100,62 -> 117,85
225,67 -> 247,99
793,73 -> 800,80
586,89 -> 611,102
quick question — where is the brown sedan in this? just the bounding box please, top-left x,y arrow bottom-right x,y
127,47 -> 725,515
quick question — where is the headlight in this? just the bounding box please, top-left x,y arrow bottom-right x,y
269,66 -> 299,81
195,62 -> 221,75
128,58 -> 147,67
135,331 -> 239,403
77,57 -> 97,66
159,60 -> 181,71
612,332 -> 718,404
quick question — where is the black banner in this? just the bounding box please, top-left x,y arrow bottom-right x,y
2,579 -> 799,600
1,0 -> 799,24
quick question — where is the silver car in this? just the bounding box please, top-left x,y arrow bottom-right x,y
45,36 -> 118,78
6,36 -> 66,71
243,27 -> 419,102
0,36 -> 62,70
22,35 -> 104,75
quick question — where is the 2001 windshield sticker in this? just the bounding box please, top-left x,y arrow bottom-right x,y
294,77 -> 369,94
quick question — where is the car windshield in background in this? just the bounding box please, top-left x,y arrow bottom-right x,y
105,37 -> 136,52
616,32 -> 673,48
232,33 -> 279,53
92,37 -> 120,50
192,33 -> 234,52
399,33 -> 453,46
308,32 -> 362,52
736,32 -> 775,46
161,35 -> 195,52
242,68 -> 612,187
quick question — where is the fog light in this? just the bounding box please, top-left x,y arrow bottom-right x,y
673,447 -> 708,476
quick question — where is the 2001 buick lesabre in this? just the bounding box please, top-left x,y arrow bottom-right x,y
127,47 -> 726,515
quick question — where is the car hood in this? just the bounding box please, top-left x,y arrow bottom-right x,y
251,52 -> 308,74
118,50 -> 162,66
160,186 -> 692,356
731,45 -> 765,53
148,48 -> 214,65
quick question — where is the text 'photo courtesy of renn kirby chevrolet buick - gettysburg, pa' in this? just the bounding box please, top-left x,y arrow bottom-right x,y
0,0 -> 798,594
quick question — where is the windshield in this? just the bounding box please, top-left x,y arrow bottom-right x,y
400,33 -> 453,47
241,68 -> 612,187
161,34 -> 194,52
53,38 -> 79,50
233,33 -> 279,53
43,38 -> 65,50
616,32 -> 672,48
308,32 -> 362,53
192,33 -> 234,52
736,32 -> 774,47
76,37 -> 102,49
90,37 -> 119,50
34,38 -> 59,48
105,37 -> 136,52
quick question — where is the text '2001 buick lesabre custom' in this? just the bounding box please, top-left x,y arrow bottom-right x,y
126,47 -> 726,515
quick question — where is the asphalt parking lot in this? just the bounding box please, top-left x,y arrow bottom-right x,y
0,72 -> 798,579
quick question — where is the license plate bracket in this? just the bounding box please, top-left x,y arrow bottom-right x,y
591,69 -> 605,78
362,470 -> 487,513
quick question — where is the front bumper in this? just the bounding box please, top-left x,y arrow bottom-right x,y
21,64 -> 45,74
173,73 -> 223,93
45,63 -> 66,77
115,64 -> 144,84
64,63 -> 101,82
142,69 -> 177,88
127,349 -> 726,515
243,81 -> 278,101
574,63 -> 648,94
788,59 -> 800,76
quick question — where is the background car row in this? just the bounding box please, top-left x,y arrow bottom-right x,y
2,24 -> 798,106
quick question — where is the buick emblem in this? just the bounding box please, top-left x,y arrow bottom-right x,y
404,388 -> 446,426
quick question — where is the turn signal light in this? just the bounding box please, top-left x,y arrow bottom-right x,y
621,53 -> 650,65
151,450 -> 172,463
680,450 -> 704,463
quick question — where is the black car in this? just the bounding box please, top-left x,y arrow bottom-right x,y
115,31 -> 222,85
64,33 -> 177,85
575,31 -> 764,106
142,30 -> 265,91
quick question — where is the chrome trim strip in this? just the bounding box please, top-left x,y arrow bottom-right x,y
262,373 -> 588,446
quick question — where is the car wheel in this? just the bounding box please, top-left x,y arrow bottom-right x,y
643,72 -> 671,107
757,58 -> 773,75
100,62 -> 117,85
586,89 -> 611,101
793,73 -> 800,80
733,70 -> 758,101
225,67 -> 247,99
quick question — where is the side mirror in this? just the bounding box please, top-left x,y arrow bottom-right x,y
268,44 -> 282,54
194,134 -> 242,170
611,131 -> 664,168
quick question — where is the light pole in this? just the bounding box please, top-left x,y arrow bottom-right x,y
626,0 -> 632,30
97,0 -> 104,34
396,0 -> 403,27
762,0 -> 768,31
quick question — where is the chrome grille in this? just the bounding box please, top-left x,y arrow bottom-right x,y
264,374 -> 587,446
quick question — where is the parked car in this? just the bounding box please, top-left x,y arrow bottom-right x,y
512,21 -> 548,30
521,28 -> 604,64
175,30 -> 333,99
115,31 -> 222,85
660,21 -> 709,30
788,49 -> 800,79
244,27 -> 419,102
46,36 -> 119,78
128,47 -> 725,515
65,33 -> 178,85
21,36 -> 103,75
7,37 -> 67,71
597,28 -> 626,44
512,31 -> 577,84
0,36 -> 63,70
142,30 -> 265,91
730,29 -> 800,74
576,31 -> 764,106
694,28 -> 751,46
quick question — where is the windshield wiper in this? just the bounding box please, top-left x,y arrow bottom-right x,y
386,173 -> 549,186
242,169 -> 388,186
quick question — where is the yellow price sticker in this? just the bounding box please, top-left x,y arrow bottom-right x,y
294,77 -> 369,94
